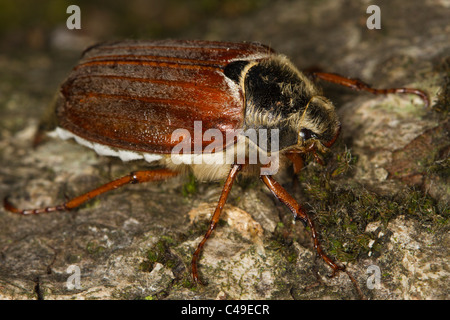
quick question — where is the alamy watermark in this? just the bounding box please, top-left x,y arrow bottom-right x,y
66,265 -> 82,290
366,265 -> 381,289
67,5 -> 381,31
366,5 -> 381,29
171,121 -> 281,175
66,5 -> 81,30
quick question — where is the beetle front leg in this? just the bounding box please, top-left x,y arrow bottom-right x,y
310,71 -> 430,108
3,168 -> 179,215
261,174 -> 344,276
191,164 -> 242,284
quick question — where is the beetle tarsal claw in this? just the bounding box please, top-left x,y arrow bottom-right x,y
3,196 -> 19,214
327,264 -> 346,278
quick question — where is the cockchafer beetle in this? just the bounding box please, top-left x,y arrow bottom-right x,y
3,40 -> 429,290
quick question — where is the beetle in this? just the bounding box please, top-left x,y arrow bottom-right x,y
3,39 -> 429,287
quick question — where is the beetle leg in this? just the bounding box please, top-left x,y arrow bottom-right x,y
312,150 -> 325,166
285,152 -> 304,175
191,164 -> 242,284
311,71 -> 430,108
261,174 -> 345,276
3,168 -> 178,215
285,152 -> 304,191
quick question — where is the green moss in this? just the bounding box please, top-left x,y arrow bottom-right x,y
293,147 -> 448,264
276,221 -> 285,230
269,220 -> 299,267
331,148 -> 358,178
140,236 -> 180,273
182,173 -> 197,197
428,157 -> 450,179
86,240 -> 106,255
180,277 -> 197,290
433,58 -> 450,116
82,198 -> 101,209
322,187 -> 445,261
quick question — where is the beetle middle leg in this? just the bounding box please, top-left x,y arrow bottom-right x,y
261,174 -> 344,276
3,168 -> 179,215
310,71 -> 430,107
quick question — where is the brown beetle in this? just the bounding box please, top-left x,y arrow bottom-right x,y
4,40 -> 429,288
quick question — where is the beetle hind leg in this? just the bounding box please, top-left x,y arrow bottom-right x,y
3,168 -> 179,215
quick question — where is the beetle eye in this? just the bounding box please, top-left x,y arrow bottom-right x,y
299,128 -> 316,141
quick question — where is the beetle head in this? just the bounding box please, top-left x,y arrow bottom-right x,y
292,95 -> 341,152
234,56 -> 340,157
